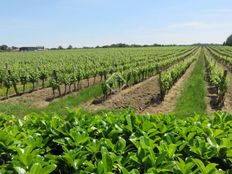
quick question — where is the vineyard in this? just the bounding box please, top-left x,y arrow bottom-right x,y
0,47 -> 195,99
1,46 -> 232,173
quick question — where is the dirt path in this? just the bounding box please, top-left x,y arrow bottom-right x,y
85,76 -> 160,112
143,60 -> 197,114
0,77 -> 101,108
205,74 -> 217,115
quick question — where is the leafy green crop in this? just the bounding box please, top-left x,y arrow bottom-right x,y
0,110 -> 232,173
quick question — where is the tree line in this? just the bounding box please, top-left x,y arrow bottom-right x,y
1,35 -> 232,52
223,34 -> 232,46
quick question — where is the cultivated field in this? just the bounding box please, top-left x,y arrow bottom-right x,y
1,46 -> 232,173
0,46 -> 232,116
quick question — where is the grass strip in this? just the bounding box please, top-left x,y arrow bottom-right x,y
174,48 -> 207,117
0,84 -> 102,118
42,84 -> 102,115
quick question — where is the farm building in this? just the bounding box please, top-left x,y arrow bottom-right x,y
19,46 -> 44,51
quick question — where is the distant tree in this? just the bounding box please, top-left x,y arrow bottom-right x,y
67,45 -> 73,49
11,46 -> 18,50
58,46 -> 63,50
152,43 -> 162,47
0,45 -> 8,51
225,34 -> 232,46
83,46 -> 92,49
96,43 -> 163,48
131,44 -> 141,47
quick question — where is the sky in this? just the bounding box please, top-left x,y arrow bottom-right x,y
0,0 -> 232,48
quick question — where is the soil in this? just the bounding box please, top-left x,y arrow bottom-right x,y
205,85 -> 219,115
143,61 -> 196,114
0,76 -> 101,108
85,76 -> 160,112
86,61 -> 196,114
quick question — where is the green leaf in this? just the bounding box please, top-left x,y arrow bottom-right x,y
97,161 -> 104,174
29,163 -> 42,174
192,158 -> 205,173
125,115 -> 133,132
142,120 -> 153,131
115,137 -> 126,153
205,163 -> 217,174
207,136 -> 218,147
121,167 -> 129,174
155,152 -> 166,167
129,169 -> 140,174
101,146 -> 112,173
168,144 -> 177,157
214,129 -> 224,138
14,167 -> 26,174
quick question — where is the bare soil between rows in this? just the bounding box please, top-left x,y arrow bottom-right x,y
143,61 -> 196,114
86,61 -> 196,114
0,77 -> 101,108
85,76 -> 160,112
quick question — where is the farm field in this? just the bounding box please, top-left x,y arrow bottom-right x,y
1,46 -> 232,173
2,0 -> 232,173
0,0 -> 232,174
0,46 -> 198,116
0,46 -> 195,98
0,46 -> 232,116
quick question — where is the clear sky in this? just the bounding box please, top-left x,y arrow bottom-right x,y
1,0 -> 232,48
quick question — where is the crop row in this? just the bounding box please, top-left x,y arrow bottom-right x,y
159,50 -> 199,100
208,47 -> 232,69
204,49 -> 228,108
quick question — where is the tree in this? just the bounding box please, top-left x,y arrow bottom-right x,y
67,45 -> 73,49
58,46 -> 63,50
224,34 -> 232,46
0,45 -> 8,51
12,46 -> 18,50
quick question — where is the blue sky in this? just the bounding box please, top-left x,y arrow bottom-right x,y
1,0 -> 232,47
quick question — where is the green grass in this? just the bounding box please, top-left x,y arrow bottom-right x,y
0,103 -> 36,118
42,84 -> 102,115
174,48 -> 207,117
0,84 -> 103,118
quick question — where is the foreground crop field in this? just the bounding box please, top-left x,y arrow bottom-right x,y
1,110 -> 232,173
